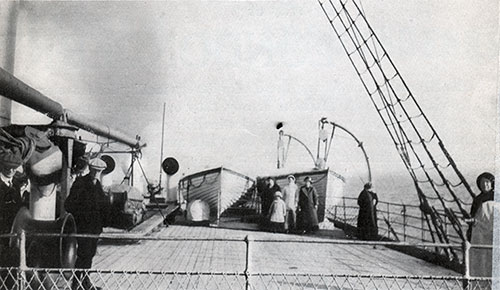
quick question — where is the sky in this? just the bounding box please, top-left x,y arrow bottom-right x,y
0,0 -> 497,201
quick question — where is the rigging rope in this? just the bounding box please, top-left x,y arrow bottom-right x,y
318,0 -> 476,243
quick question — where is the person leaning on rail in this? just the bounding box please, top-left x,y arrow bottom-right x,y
356,182 -> 379,241
65,157 -> 110,290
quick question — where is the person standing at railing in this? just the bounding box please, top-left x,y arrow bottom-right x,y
65,157 -> 110,290
468,172 -> 494,283
282,175 -> 298,233
297,176 -> 319,234
467,172 -> 495,241
357,182 -> 379,241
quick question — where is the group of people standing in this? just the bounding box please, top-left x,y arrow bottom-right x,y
259,175 -> 319,234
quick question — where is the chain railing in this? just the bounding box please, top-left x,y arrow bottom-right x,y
0,231 -> 494,290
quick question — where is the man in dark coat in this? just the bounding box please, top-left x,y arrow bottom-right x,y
65,157 -> 109,290
357,182 -> 379,241
297,176 -> 319,233
0,149 -> 23,254
0,149 -> 24,289
260,177 -> 281,217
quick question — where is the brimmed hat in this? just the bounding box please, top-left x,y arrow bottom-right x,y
304,176 -> 313,182
0,148 -> 23,169
274,191 -> 282,198
88,157 -> 107,171
287,175 -> 295,181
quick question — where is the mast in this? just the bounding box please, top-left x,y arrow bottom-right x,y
0,1 -> 20,126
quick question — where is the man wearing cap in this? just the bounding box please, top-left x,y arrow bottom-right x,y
0,149 -> 24,252
297,176 -> 319,233
0,149 -> 24,290
282,175 -> 298,233
65,157 -> 109,290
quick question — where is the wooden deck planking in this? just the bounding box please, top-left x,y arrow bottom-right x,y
92,225 -> 459,277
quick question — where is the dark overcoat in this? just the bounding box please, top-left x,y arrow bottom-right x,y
261,184 -> 281,216
65,174 -> 109,234
297,185 -> 319,230
357,189 -> 378,240
0,180 -> 23,236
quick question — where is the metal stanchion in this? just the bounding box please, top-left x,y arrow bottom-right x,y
342,198 -> 346,225
244,235 -> 250,290
462,241 -> 470,289
402,205 -> 406,242
18,231 -> 26,290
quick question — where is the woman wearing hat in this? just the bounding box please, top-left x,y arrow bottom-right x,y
282,175 -> 298,233
297,176 -> 319,233
65,157 -> 110,290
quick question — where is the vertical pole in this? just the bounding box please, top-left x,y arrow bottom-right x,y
159,103 -> 166,190
244,236 -> 250,290
18,230 -> 26,290
402,205 -> 406,242
342,197 -> 346,226
387,203 -> 390,238
217,190 -> 221,226
0,1 -> 19,127
421,212 -> 425,242
130,154 -> 134,187
60,138 -> 74,217
463,241 -> 471,289
166,175 -> 170,202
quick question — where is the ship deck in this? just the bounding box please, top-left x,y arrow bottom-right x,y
94,221 -> 459,277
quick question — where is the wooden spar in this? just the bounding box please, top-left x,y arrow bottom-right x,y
0,67 -> 145,149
